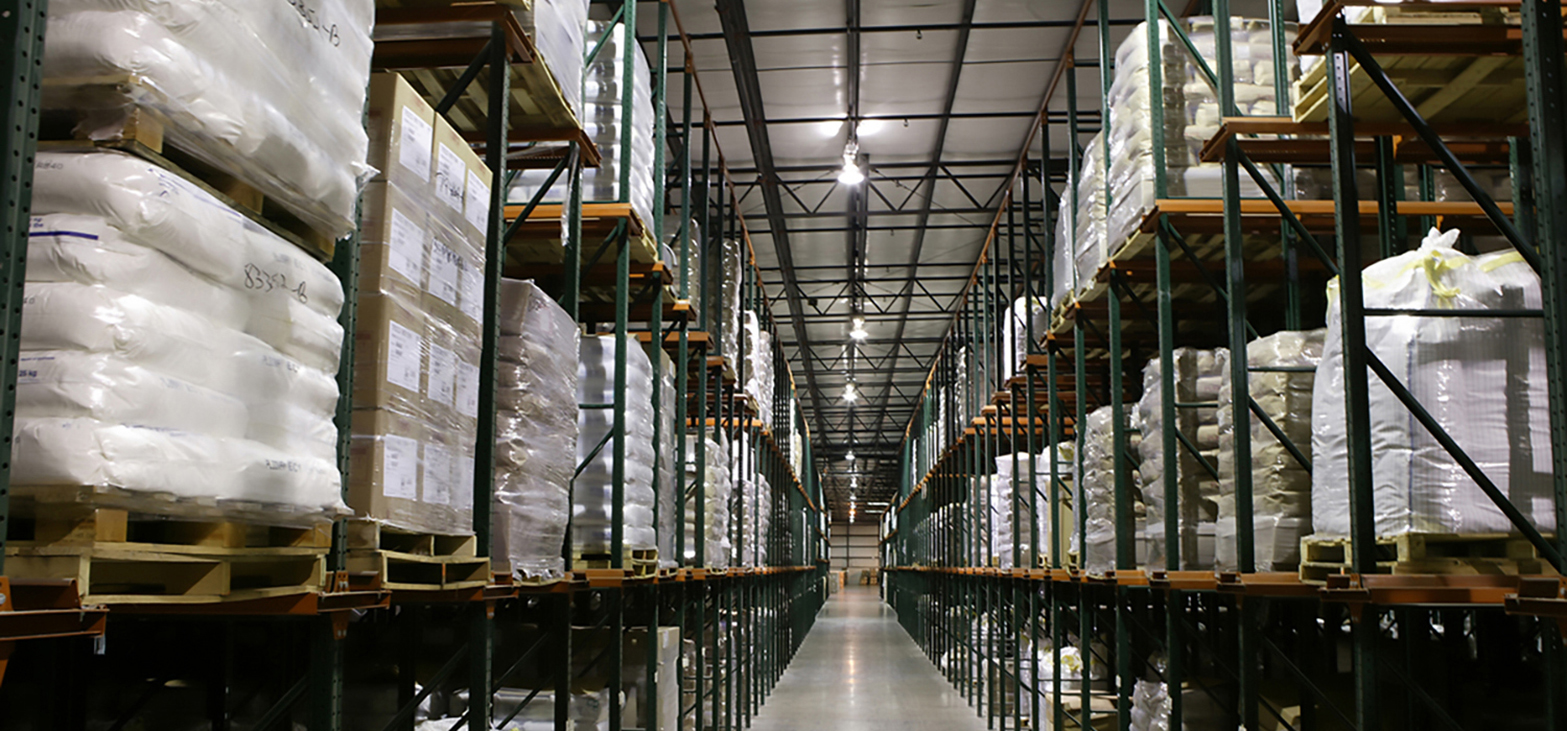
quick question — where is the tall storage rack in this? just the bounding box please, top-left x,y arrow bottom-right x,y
887,1 -> 1567,729
0,1 -> 827,729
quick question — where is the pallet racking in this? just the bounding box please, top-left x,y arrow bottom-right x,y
886,1 -> 1567,729
0,1 -> 828,728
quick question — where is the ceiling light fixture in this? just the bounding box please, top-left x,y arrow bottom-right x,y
856,119 -> 885,137
846,449 -> 857,462
843,382 -> 859,404
838,140 -> 864,186
849,315 -> 869,341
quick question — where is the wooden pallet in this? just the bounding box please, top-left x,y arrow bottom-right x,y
39,75 -> 339,258
1293,45 -> 1530,125
1300,532 -> 1556,583
5,507 -> 330,604
344,520 -> 491,591
572,548 -> 659,578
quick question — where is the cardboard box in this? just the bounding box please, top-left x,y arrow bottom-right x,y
352,293 -> 430,420
348,409 -> 472,535
359,181 -> 440,303
431,115 -> 471,236
367,72 -> 436,191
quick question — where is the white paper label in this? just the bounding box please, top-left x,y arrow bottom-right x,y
382,434 -> 419,499
385,321 -> 423,392
454,454 -> 474,512
427,241 -> 462,306
422,442 -> 453,506
387,208 -> 425,284
464,169 -> 491,233
435,143 -> 465,213
428,343 -> 456,407
456,360 -> 480,418
459,259 -> 483,325
398,107 -> 433,180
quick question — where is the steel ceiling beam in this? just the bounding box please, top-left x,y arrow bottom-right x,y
866,0 -> 979,442
670,16 -> 1139,41
714,0 -> 830,437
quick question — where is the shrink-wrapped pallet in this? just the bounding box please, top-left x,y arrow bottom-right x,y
18,151 -> 347,525
510,16 -> 654,228
1136,348 -> 1225,570
743,312 -> 775,426
577,335 -> 659,553
1001,297 -> 1049,383
514,0 -> 589,119
991,454 -> 1042,569
43,0 -> 376,238
718,238 -> 744,370
684,434 -> 733,567
1103,18 -> 1292,247
1216,329 -> 1323,571
492,279 -> 579,580
1080,406 -> 1144,574
1312,229 -> 1553,537
347,75 -> 492,536
655,349 -> 678,568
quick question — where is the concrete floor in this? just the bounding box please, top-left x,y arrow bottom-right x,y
748,586 -> 988,731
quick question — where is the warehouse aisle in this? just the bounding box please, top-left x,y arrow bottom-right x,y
748,586 -> 987,731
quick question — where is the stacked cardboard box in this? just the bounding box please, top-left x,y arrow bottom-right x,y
349,73 -> 493,536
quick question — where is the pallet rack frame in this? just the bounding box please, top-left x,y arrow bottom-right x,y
0,1 -> 828,729
887,1 -> 1567,729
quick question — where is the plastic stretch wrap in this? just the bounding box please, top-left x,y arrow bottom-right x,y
1312,228 -> 1553,537
19,155 -> 345,525
665,217 -> 703,313
991,454 -> 1044,569
510,18 -> 654,228
1100,18 -> 1294,249
1071,134 -> 1109,302
1001,297 -> 1049,383
577,335 -> 658,553
1136,348 -> 1225,570
43,0 -> 375,238
1216,329 -> 1323,571
656,349 -> 678,568
718,238 -> 744,370
32,151 -> 346,371
491,280 -> 578,579
1080,406 -> 1143,574
743,312 -> 776,426
513,0 -> 588,118
684,435 -> 732,567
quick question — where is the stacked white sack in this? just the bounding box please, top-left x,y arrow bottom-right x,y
19,150 -> 346,522
743,312 -> 776,426
1080,406 -> 1144,574
1312,228 -> 1553,537
656,349 -> 678,568
684,434 -> 733,567
1216,329 -> 1323,571
1001,297 -> 1049,383
1136,348 -> 1225,570
576,335 -> 659,553
510,18 -> 655,229
1102,18 -> 1292,249
44,0 -> 375,238
512,0 -> 589,120
493,279 -> 579,579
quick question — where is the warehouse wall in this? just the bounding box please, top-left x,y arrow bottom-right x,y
829,521 -> 881,571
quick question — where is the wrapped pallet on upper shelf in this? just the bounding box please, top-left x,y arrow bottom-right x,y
576,334 -> 659,558
1313,228 -> 1553,539
716,237 -> 745,372
664,217 -> 704,313
18,150 -> 347,525
509,15 -> 655,232
42,0 -> 377,240
1135,348 -> 1226,571
1079,405 -> 1145,575
348,72 -> 495,538
1216,329 -> 1323,572
1000,296 -> 1049,383
743,312 -> 776,426
991,453 -> 1040,569
492,279 -> 579,581
1058,16 -> 1295,304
